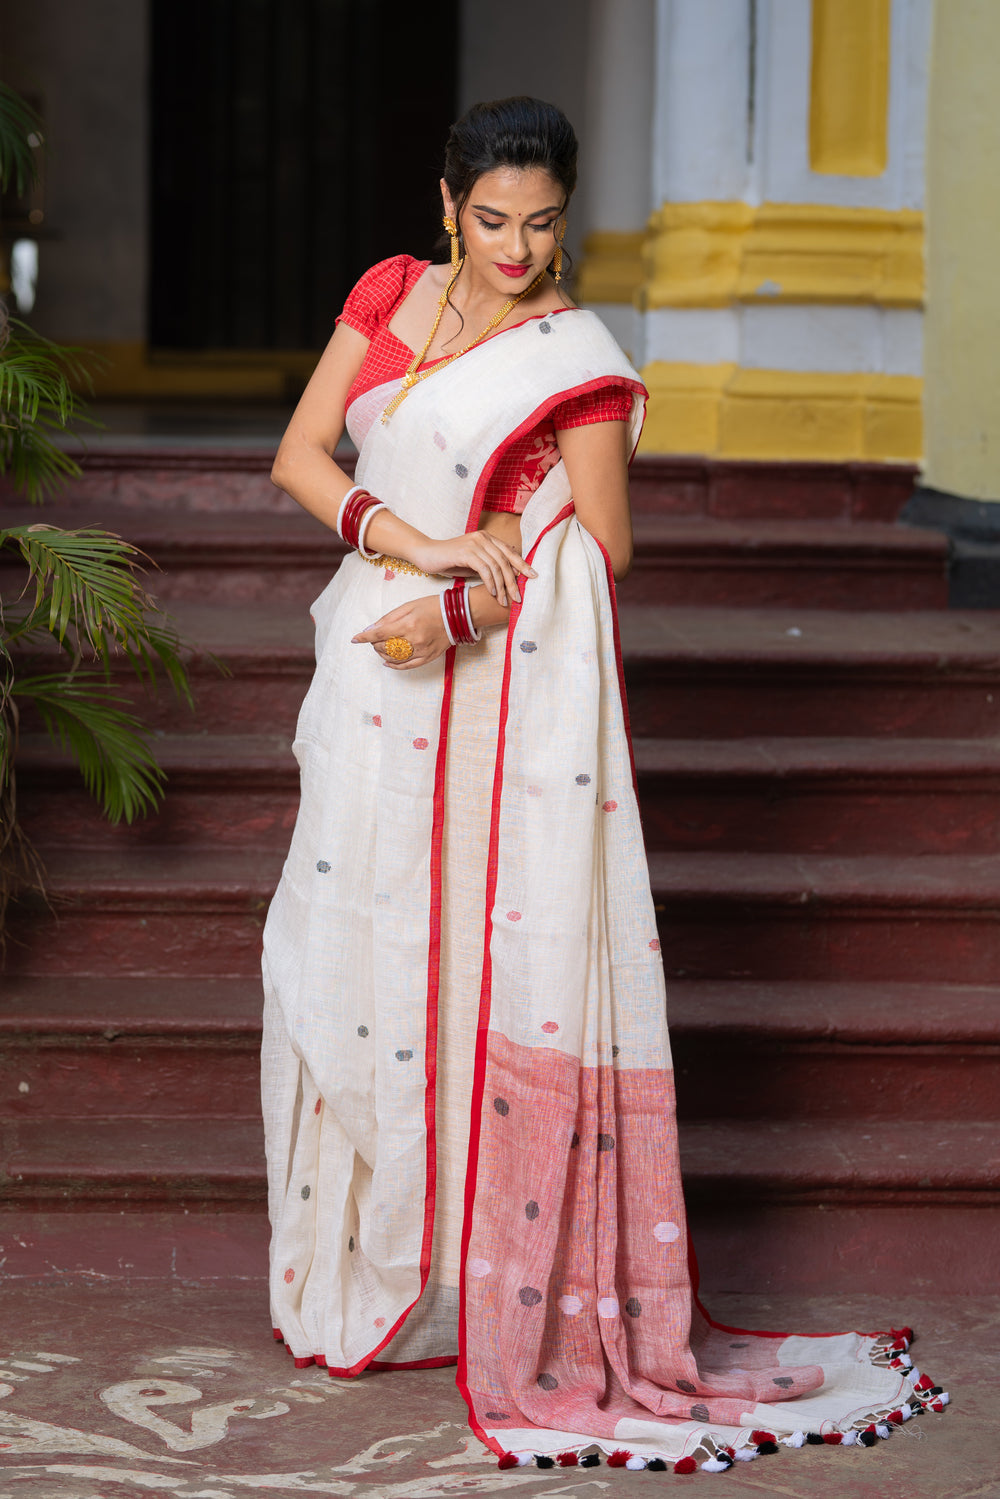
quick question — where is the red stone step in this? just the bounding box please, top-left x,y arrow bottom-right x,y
623,607 -> 1000,739
3,848 -> 282,978
626,456 -> 918,521
17,734 -> 299,849
0,1116 -> 265,1204
7,843 -> 1000,988
4,448 -> 916,521
4,1113 -> 994,1212
4,976 -> 994,1125
0,977 -> 261,1119
652,851 -> 1000,984
621,516 -> 947,609
634,736 -> 1000,855
14,604 -> 1000,741
19,731 -> 1000,860
1,500 -> 947,611
666,980 -> 1000,1121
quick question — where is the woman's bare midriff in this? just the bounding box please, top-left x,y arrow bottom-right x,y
477,510 -> 522,554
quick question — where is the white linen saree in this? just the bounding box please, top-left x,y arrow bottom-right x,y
262,308 -> 943,1468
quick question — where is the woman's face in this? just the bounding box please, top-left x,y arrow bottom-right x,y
442,166 -> 565,296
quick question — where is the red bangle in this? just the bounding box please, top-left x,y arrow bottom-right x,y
340,491 -> 382,550
444,580 -> 479,645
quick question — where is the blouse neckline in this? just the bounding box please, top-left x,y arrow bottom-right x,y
384,261 -> 579,368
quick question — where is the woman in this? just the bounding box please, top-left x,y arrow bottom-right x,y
262,98 -> 942,1471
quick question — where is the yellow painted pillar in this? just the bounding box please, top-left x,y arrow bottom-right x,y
923,0 -> 1000,502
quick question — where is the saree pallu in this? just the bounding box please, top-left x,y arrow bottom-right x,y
262,309 -> 941,1467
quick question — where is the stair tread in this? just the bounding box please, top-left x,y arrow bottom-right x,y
20,732 -> 1000,780
1,501 -> 948,556
2,975 -> 996,1045
25,846 -> 1000,906
633,735 -> 1000,776
648,850 -> 1000,904
4,1116 -> 996,1192
620,605 -> 1000,665
17,732 -> 297,777
13,600 -> 1000,669
679,1119 -> 1000,1189
3,1116 -> 264,1181
33,845 -> 284,896
665,979 -> 1000,1043
0,976 -> 259,1033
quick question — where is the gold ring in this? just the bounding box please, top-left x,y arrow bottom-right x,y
384,636 -> 414,662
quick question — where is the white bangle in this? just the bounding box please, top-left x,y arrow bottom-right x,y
357,502 -> 388,558
463,582 -> 483,642
335,484 -> 368,541
439,588 -> 458,647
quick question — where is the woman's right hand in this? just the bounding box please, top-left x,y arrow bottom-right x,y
413,532 -> 537,606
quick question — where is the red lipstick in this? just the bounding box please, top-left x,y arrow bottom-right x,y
497,263 -> 531,278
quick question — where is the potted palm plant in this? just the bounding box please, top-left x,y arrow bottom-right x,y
0,82 -> 194,943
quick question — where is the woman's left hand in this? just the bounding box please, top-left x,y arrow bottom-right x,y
351,593 -> 452,670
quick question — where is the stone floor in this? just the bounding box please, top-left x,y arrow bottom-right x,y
0,1284 -> 989,1499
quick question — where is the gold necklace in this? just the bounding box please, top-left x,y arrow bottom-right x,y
380,262 -> 547,423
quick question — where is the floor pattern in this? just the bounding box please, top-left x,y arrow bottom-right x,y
0,1285 -> 991,1499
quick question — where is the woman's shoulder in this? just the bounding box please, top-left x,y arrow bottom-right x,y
336,255 -> 431,336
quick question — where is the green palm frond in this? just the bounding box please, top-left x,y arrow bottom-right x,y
0,323 -> 100,504
0,83 -> 42,196
1,525 -> 195,706
14,672 -> 167,824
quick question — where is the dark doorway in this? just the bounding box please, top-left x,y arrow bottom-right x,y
149,0 -> 459,352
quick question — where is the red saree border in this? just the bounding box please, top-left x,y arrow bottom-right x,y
314,647 -> 456,1381
454,503 -> 576,1455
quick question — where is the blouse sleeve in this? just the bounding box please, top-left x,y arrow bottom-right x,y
552,384 -> 633,430
335,255 -> 420,338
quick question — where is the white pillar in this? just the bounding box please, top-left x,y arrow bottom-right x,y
584,0 -> 656,235
653,0 -> 752,205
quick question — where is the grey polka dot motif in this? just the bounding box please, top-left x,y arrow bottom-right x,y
519,640 -> 537,653
494,1097 -> 510,1116
597,1133 -> 615,1152
455,463 -> 468,478
691,1403 -> 710,1421
676,1378 -> 696,1392
626,1297 -> 642,1318
301,1185 -> 311,1200
484,1411 -> 509,1421
538,321 -> 551,334
316,860 -> 331,873
348,1235 -> 355,1252
575,774 -> 591,786
525,1200 -> 540,1221
570,1131 -> 580,1148
518,1286 -> 543,1307
395,1049 -> 413,1062
537,1372 -> 558,1390
357,1025 -> 369,1037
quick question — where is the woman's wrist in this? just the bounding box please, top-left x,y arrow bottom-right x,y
467,582 -> 510,631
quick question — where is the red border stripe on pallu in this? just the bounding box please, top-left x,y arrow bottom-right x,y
465,374 -> 647,532
454,503 -> 576,1454
320,648 -> 455,1379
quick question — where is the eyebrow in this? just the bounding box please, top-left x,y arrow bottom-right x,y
470,203 -> 562,219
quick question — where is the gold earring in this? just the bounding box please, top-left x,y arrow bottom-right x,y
443,216 -> 461,272
553,219 -> 566,283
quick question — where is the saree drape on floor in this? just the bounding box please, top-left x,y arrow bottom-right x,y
261,309 -> 940,1467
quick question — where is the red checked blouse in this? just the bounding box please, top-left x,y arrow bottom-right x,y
336,255 -> 632,514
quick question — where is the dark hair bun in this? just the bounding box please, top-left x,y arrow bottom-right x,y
443,97 -> 578,215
